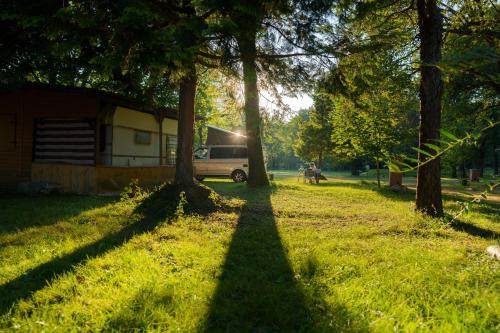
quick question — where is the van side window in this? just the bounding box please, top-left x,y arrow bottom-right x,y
209,147 -> 247,159
210,147 -> 231,159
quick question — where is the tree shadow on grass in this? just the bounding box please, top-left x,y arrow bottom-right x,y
312,180 -> 500,211
449,220 -> 500,239
0,184 -> 219,317
0,194 -> 117,235
199,186 -> 365,333
471,204 -> 500,216
200,188 -> 311,332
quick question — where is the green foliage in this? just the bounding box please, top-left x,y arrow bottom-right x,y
439,1 -> 499,176
326,51 -> 418,165
120,179 -> 148,202
388,121 -> 500,174
294,94 -> 335,167
0,0 -> 210,109
174,191 -> 188,219
194,70 -> 244,145
263,112 -> 303,169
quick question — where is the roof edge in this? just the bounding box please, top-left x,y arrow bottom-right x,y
0,83 -> 178,119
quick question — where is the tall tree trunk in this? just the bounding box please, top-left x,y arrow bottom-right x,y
174,67 -> 197,186
415,0 -> 444,217
239,36 -> 269,187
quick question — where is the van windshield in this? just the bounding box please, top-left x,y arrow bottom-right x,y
209,147 -> 247,159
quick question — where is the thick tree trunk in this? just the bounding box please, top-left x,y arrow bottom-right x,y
239,37 -> 269,187
376,158 -> 381,188
174,68 -> 197,186
318,151 -> 323,169
415,0 -> 444,217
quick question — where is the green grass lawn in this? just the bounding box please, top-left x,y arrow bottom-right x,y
0,175 -> 499,332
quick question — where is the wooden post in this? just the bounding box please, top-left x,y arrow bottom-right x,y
469,169 -> 480,182
389,172 -> 403,187
389,156 -> 403,188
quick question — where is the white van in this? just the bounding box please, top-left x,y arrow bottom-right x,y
194,145 -> 249,182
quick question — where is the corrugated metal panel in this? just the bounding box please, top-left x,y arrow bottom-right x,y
33,119 -> 96,165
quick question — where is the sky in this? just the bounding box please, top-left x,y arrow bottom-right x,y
259,89 -> 313,115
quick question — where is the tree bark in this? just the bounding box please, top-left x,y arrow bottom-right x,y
174,67 -> 197,186
318,151 -> 323,169
415,0 -> 444,217
239,35 -> 269,187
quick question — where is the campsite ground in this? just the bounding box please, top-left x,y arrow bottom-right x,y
0,172 -> 499,332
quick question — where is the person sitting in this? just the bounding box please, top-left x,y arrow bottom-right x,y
304,162 -> 317,184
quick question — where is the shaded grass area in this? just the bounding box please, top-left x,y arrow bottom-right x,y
0,194 -> 116,235
0,176 -> 499,332
201,189 -> 314,332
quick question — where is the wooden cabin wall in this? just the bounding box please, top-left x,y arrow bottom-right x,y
0,94 -> 23,190
0,90 -> 100,190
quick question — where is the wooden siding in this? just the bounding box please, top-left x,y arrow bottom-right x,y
0,95 -> 23,190
31,163 -> 175,194
32,163 -> 97,194
96,166 -> 175,193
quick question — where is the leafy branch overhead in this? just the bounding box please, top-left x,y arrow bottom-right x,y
388,121 -> 500,173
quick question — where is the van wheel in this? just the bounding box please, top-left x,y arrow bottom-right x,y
195,175 -> 205,181
231,170 -> 247,183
